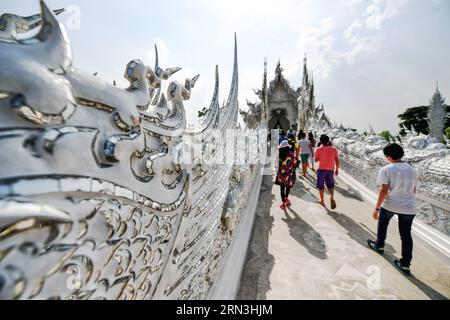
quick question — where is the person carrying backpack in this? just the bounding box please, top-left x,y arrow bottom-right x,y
275,140 -> 297,210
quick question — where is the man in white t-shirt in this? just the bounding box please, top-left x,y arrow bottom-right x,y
367,143 -> 417,275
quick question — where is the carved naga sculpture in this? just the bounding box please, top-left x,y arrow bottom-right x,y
0,7 -> 64,41
0,1 -> 240,300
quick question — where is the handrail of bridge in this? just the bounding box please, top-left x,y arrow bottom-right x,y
208,164 -> 264,299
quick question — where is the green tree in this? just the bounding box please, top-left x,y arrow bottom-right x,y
398,106 -> 429,136
446,127 -> 450,140
398,105 -> 450,136
380,131 -> 394,142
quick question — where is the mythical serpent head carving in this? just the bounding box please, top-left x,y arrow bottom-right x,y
0,1 -> 74,126
0,5 -> 64,41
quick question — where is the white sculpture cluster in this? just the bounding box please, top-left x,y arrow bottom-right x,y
0,1 -> 260,300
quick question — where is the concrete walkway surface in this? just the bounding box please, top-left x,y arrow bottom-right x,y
238,172 -> 450,300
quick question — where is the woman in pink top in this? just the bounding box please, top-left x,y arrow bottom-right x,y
315,135 -> 340,209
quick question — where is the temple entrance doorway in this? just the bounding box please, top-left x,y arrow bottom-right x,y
268,109 -> 290,131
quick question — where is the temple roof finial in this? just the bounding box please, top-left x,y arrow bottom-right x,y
262,57 -> 267,93
276,59 -> 282,75
302,53 -> 309,87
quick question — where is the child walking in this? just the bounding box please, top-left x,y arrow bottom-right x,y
308,132 -> 317,172
314,135 -> 339,209
276,140 -> 297,210
367,143 -> 418,275
298,132 -> 314,177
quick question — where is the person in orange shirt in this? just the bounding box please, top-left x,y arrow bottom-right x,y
314,135 -> 340,209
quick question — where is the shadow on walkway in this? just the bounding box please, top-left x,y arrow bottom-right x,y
301,173 -> 317,187
237,174 -> 276,300
283,208 -> 328,260
325,209 -> 388,252
326,207 -> 448,300
334,184 -> 364,202
404,275 -> 449,300
290,179 -> 319,203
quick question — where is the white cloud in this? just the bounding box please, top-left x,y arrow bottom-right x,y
345,19 -> 364,39
344,19 -> 381,63
190,0 -> 305,20
186,0 -> 386,80
346,0 -> 363,6
339,0 -> 409,64
294,15 -> 381,79
295,18 -> 340,79
365,0 -> 410,30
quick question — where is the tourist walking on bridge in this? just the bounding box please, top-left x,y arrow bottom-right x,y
288,132 -> 300,160
368,143 -> 417,275
278,129 -> 288,144
298,132 -> 314,177
288,132 -> 300,178
308,132 -> 317,172
314,135 -> 339,209
275,140 -> 297,210
288,124 -> 297,137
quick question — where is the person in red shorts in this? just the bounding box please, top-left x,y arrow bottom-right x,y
314,135 -> 339,209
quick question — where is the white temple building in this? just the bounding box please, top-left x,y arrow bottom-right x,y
251,56 -> 317,132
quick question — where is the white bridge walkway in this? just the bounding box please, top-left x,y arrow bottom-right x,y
238,172 -> 450,300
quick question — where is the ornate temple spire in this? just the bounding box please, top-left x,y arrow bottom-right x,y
261,57 -> 268,123
428,81 -> 446,140
275,59 -> 283,77
263,57 -> 267,93
309,72 -> 315,118
302,54 -> 309,88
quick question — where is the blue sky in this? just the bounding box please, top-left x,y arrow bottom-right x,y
2,0 -> 449,133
